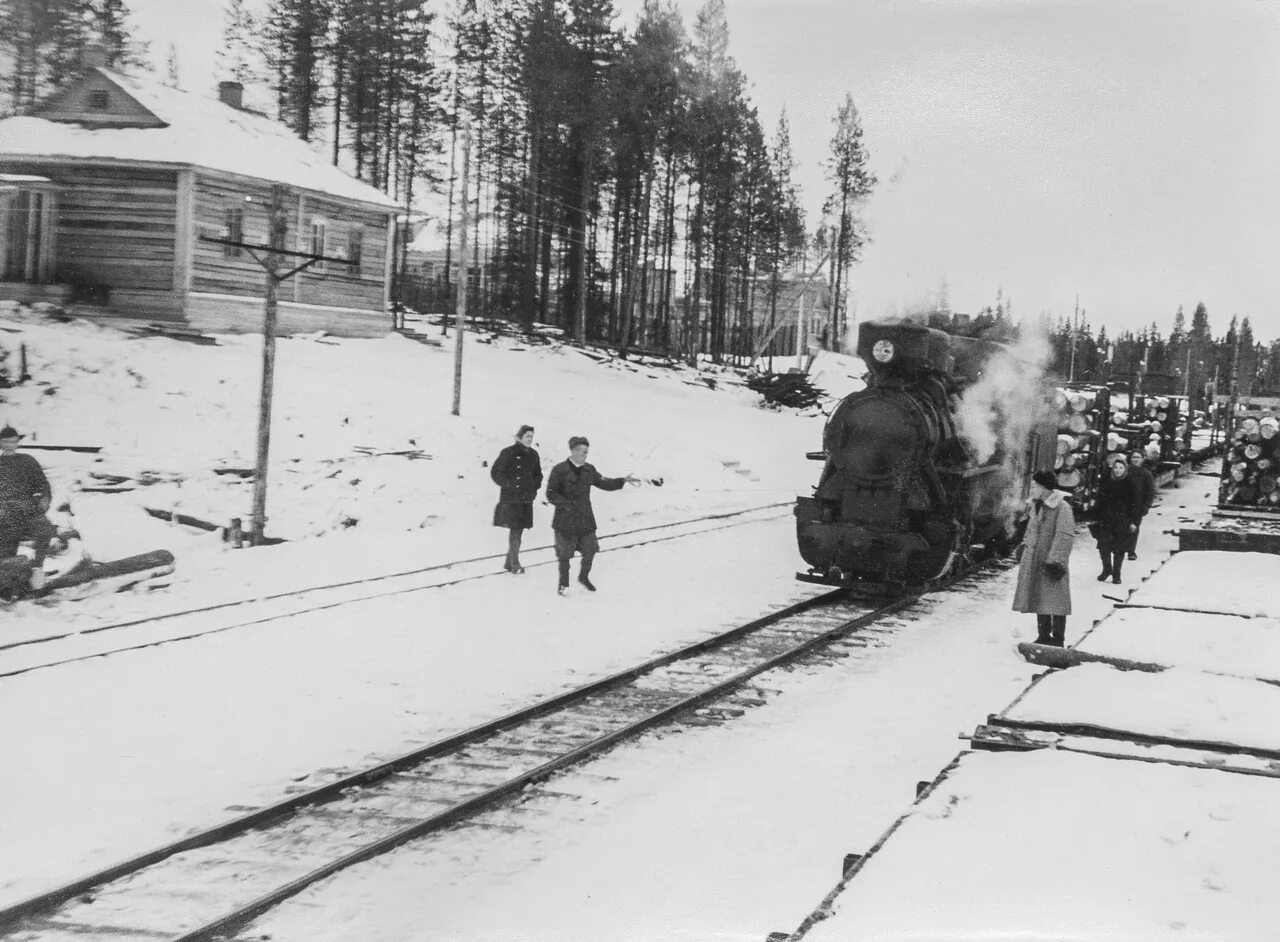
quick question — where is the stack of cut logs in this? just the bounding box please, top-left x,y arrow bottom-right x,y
1053,386 -> 1110,513
1106,395 -> 1185,470
1138,396 -> 1187,464
1220,414 -> 1280,509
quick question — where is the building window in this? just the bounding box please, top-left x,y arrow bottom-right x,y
87,89 -> 109,110
310,219 -> 328,273
222,206 -> 243,257
346,228 -> 363,276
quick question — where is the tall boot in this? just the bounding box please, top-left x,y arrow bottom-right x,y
506,528 -> 524,573
1097,545 -> 1112,581
557,556 -> 571,593
1035,614 -> 1053,645
1050,615 -> 1066,647
1110,550 -> 1124,585
577,551 -> 596,591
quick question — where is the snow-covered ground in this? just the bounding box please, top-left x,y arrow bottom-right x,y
212,455 -> 1209,940
0,302 -> 842,640
0,303 -> 1241,941
1006,662 -> 1280,753
1083,607 -> 1280,681
0,518 -> 829,907
804,749 -> 1280,942
787,483 -> 1280,942
1128,549 -> 1280,618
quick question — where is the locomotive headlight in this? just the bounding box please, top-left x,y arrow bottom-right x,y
872,339 -> 895,363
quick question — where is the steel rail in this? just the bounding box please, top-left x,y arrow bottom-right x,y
0,507 -> 793,680
0,501 -> 791,656
171,596 -> 915,942
0,585 -> 845,932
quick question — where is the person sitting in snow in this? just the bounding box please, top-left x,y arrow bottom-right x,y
0,425 -> 56,590
490,424 -> 543,574
1011,469 -> 1075,647
545,436 -> 638,595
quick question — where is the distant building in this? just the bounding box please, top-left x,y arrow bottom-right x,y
746,275 -> 832,357
0,48 -> 397,337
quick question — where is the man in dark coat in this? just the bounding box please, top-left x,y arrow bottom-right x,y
1126,449 -> 1157,560
1012,469 -> 1075,647
545,435 -> 637,594
1093,460 -> 1141,584
490,424 -> 543,573
0,425 -> 55,590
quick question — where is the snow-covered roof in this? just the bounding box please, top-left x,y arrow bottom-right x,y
0,69 -> 397,210
0,173 -> 56,189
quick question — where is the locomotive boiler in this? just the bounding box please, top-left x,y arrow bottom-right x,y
796,320 -> 1057,587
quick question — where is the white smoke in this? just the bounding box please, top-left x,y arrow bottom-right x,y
955,322 -> 1053,465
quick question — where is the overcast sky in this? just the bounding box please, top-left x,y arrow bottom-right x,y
128,0 -> 1280,337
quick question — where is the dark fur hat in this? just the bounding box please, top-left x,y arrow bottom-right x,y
1032,469 -> 1058,491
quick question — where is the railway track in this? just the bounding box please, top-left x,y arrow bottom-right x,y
0,588 -> 915,942
0,503 -> 791,680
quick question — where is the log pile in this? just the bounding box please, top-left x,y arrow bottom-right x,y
1053,386 -> 1110,513
1220,414 -> 1280,510
1135,395 -> 1188,464
746,370 -> 825,409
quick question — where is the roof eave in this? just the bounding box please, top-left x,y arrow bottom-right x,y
0,152 -> 398,213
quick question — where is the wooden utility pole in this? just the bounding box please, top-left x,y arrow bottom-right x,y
452,122 -> 472,417
797,289 -> 807,361
250,185 -> 289,546
198,191 -> 346,547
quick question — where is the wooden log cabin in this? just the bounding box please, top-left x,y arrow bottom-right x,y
0,50 -> 398,337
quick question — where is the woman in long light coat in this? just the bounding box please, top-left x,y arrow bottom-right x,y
1012,469 -> 1076,646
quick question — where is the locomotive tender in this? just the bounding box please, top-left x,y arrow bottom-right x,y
796,320 -> 1058,587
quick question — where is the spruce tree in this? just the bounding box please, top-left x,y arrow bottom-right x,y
823,92 -> 876,349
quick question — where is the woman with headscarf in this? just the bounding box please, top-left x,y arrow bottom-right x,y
1093,459 -> 1140,585
490,424 -> 543,573
1012,470 -> 1076,647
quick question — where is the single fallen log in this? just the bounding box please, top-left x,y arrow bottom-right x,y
39,549 -> 175,594
1017,641 -> 1164,673
21,444 -> 103,453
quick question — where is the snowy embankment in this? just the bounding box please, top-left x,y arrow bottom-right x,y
0,302 -> 860,632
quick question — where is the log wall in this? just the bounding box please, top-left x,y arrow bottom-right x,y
190,174 -> 389,314
185,292 -> 390,338
0,159 -> 179,315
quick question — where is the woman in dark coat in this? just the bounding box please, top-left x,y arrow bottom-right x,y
1012,469 -> 1076,647
1093,459 -> 1140,585
490,424 -> 543,573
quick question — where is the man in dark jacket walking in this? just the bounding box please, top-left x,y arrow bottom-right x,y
1126,450 -> 1156,560
546,436 -> 637,594
0,425 -> 56,589
490,424 -> 543,573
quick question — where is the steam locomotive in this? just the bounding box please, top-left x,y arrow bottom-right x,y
795,320 -> 1058,587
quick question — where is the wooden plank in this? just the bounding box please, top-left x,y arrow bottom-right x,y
989,714 -> 1280,763
174,168 -> 195,295
969,724 -> 1280,779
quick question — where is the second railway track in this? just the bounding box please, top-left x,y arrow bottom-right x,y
0,503 -> 792,680
0,587 -> 918,942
